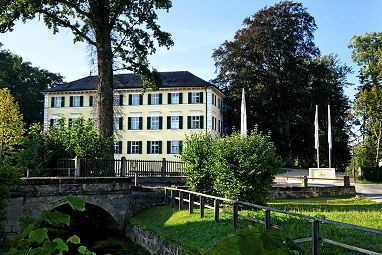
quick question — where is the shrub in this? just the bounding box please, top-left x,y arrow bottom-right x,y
182,130 -> 282,205
362,166 -> 382,182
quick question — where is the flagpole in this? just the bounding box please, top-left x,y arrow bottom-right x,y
315,105 -> 320,168
240,88 -> 247,136
328,105 -> 332,168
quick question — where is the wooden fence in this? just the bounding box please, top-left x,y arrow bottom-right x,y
164,187 -> 382,255
27,157 -> 186,177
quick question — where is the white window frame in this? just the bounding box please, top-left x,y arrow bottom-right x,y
114,117 -> 122,131
171,93 -> 180,104
150,141 -> 160,154
191,92 -> 201,104
170,141 -> 180,154
191,116 -> 201,129
113,94 -> 121,106
171,116 -> 180,129
131,94 -> 140,106
151,116 -> 160,130
131,117 -> 140,130
54,97 -> 63,107
151,93 -> 160,105
114,141 -> 121,154
72,96 -> 81,107
131,141 -> 140,154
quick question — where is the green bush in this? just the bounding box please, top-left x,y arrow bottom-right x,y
362,166 -> 382,182
182,131 -> 282,205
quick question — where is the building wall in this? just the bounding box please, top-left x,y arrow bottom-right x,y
44,86 -> 225,161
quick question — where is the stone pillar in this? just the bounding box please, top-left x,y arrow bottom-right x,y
344,175 -> 350,187
120,157 -> 127,177
302,175 -> 308,187
161,158 -> 166,177
74,156 -> 80,177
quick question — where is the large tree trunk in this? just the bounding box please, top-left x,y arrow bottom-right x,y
276,113 -> 293,166
91,3 -> 114,139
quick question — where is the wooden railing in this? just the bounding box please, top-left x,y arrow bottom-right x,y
26,157 -> 186,177
164,187 -> 382,255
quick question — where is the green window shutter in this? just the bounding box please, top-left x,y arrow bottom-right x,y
118,141 -> 122,154
167,116 -> 171,129
69,96 -> 73,107
179,116 -> 183,129
167,141 -> 171,154
148,94 -> 152,105
147,141 -> 151,154
127,141 -> 131,154
159,93 -> 163,104
200,116 -> 204,129
89,96 -> 93,106
159,117 -> 163,130
200,92 -> 204,104
119,95 -> 123,106
139,117 -> 143,130
138,141 -> 142,154
139,94 -> 143,105
80,96 -> 83,107
187,116 -> 191,129
128,117 -> 132,130
168,93 -> 171,104
179,141 -> 183,154
128,94 -> 132,105
147,117 -> 151,130
188,92 -> 192,104
119,117 -> 123,130
61,97 -> 65,107
51,98 -> 54,107
179,93 -> 183,104
159,141 -> 162,154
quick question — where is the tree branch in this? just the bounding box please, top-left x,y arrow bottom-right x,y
54,0 -> 91,19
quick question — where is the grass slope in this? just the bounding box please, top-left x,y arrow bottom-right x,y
129,195 -> 382,255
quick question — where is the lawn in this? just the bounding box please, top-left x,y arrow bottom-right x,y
129,195 -> 382,255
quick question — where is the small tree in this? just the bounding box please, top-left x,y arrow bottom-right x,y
0,88 -> 25,159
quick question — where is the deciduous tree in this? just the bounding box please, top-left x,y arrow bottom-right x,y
0,1 -> 173,138
0,88 -> 25,159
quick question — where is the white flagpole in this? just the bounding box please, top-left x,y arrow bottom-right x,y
328,105 -> 332,168
315,105 -> 320,168
240,88 -> 247,136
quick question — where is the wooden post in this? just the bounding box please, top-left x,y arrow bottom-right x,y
302,175 -> 308,187
74,156 -> 80,177
344,175 -> 350,187
161,158 -> 166,177
214,199 -> 220,222
179,191 -> 183,210
312,220 -> 320,255
233,202 -> 238,228
200,196 -> 205,218
189,193 -> 194,214
120,156 -> 127,177
171,190 -> 175,207
265,210 -> 271,229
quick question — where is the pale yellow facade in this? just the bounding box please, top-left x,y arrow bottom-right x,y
43,83 -> 225,161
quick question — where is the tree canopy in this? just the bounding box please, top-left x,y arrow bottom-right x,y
0,44 -> 63,126
0,0 -> 174,138
213,1 -> 351,168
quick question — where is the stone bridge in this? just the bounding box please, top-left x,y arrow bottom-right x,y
3,176 -> 186,236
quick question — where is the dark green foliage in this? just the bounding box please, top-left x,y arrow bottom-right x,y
208,226 -> 299,255
0,44 -> 63,126
182,131 -> 281,205
3,195 -> 95,255
362,166 -> 382,182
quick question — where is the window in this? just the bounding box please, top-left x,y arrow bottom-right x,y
168,92 -> 182,104
167,141 -> 182,154
167,116 -> 183,129
51,96 -> 65,108
147,141 -> 162,154
89,95 -> 97,106
212,116 -> 216,131
188,115 -> 204,129
114,141 -> 122,154
129,94 -> 142,105
188,92 -> 203,104
128,117 -> 142,130
148,93 -> 162,105
113,94 -> 123,106
127,141 -> 142,154
49,118 -> 59,126
114,117 -> 123,131
147,116 -> 162,130
212,94 -> 216,106
70,96 -> 83,107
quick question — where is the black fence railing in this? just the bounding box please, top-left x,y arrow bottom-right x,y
26,157 -> 187,177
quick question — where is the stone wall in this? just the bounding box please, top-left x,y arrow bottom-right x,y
125,221 -> 194,255
270,186 -> 356,199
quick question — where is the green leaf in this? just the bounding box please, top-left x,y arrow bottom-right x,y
65,194 -> 85,211
53,238 -> 68,252
67,235 -> 81,244
39,210 -> 71,226
260,229 -> 284,251
78,245 -> 87,254
28,228 -> 48,244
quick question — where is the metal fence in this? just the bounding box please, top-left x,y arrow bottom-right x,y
164,187 -> 382,255
27,157 -> 187,177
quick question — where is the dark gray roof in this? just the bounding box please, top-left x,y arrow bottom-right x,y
44,71 -> 214,92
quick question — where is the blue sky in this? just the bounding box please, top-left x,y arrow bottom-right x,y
1,0 -> 381,99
